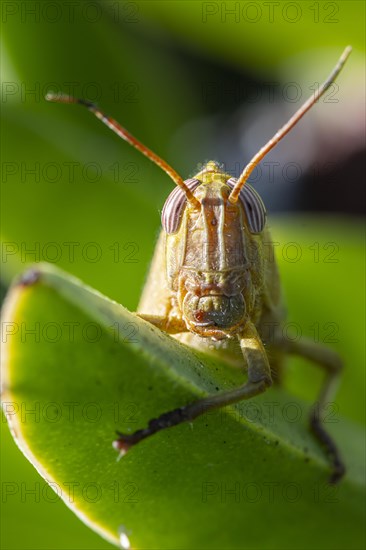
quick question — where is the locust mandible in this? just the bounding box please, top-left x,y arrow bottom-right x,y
47,46 -> 352,483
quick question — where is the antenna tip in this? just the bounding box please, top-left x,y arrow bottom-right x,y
342,45 -> 352,60
45,92 -> 77,104
44,92 -> 57,102
44,93 -> 96,110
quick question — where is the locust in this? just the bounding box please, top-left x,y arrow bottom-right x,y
46,46 -> 352,483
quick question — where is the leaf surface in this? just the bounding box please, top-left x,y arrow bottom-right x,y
1,264 -> 365,549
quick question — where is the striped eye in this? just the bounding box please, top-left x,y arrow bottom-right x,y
226,177 -> 266,234
161,178 -> 201,234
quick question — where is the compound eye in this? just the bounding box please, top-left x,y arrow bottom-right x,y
161,178 -> 201,234
226,177 -> 266,234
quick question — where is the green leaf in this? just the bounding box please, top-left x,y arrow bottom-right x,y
1,263 -> 365,549
130,1 -> 365,71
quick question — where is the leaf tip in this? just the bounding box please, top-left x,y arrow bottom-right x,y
16,267 -> 42,287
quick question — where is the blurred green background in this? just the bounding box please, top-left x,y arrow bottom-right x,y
1,1 -> 365,548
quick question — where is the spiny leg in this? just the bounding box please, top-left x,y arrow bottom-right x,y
113,321 -> 272,454
275,335 -> 344,483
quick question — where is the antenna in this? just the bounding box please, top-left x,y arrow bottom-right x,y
228,46 -> 352,204
45,93 -> 201,209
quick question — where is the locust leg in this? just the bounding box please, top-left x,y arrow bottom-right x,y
275,335 -> 345,483
113,321 -> 272,454
136,313 -> 188,334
